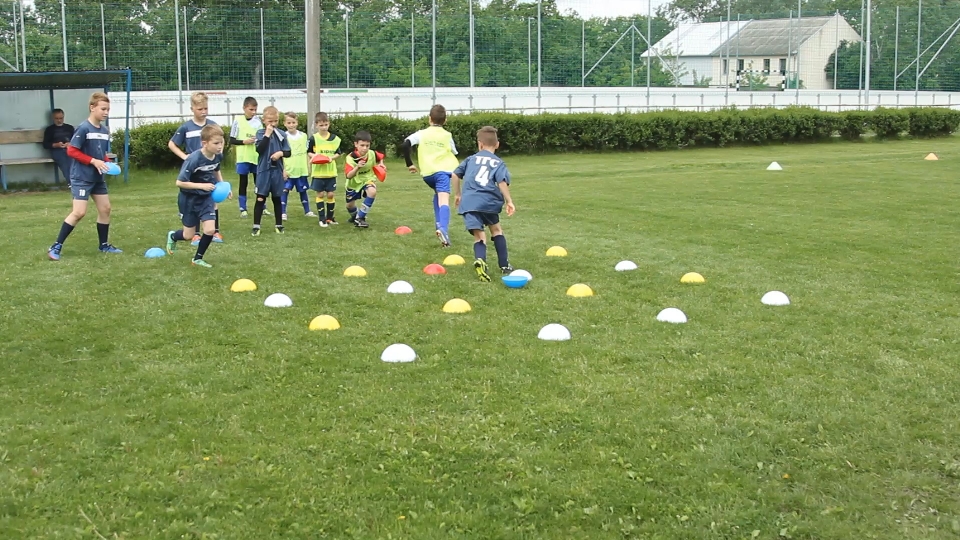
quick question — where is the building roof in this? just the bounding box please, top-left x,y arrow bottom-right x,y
0,70 -> 130,91
717,16 -> 836,56
642,14 -> 856,58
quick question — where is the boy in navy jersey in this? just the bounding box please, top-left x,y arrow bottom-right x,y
168,91 -> 223,243
165,125 -> 228,267
452,126 -> 516,282
252,106 -> 290,235
47,92 -> 122,260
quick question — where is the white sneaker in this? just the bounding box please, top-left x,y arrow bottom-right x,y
264,208 -> 272,216
305,211 -> 317,217
281,213 -> 288,221
318,220 -> 328,228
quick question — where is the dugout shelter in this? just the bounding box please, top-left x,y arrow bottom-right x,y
0,69 -> 132,190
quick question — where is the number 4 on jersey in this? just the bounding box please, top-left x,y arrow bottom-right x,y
475,166 -> 490,186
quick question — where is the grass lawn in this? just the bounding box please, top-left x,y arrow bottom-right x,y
1,138 -> 959,539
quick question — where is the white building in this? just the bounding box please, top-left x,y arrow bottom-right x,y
642,14 -> 862,90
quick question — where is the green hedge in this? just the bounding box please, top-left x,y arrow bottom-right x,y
111,107 -> 960,168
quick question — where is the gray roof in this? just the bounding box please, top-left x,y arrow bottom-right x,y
711,16 -> 835,57
0,70 -> 131,91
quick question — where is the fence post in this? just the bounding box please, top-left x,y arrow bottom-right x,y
796,0 -> 802,104
345,10 -> 350,88
410,13 -> 415,87
864,0 -> 871,107
60,0 -> 67,70
537,0 -> 541,109
19,0 -> 26,71
100,3 -> 106,69
306,0 -> 322,121
527,18 -> 531,86
834,10 -> 838,90
183,7 -> 190,91
469,0 -> 474,87
581,20 -> 584,88
630,22 -> 635,87
259,8 -> 266,89
431,0 -> 436,103
173,0 -> 183,114
915,0 -> 921,98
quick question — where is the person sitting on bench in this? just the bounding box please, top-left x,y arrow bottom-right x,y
43,109 -> 75,186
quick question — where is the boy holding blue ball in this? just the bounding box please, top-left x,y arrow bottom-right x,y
165,125 -> 229,268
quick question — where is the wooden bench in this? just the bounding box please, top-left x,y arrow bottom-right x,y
0,129 -> 56,190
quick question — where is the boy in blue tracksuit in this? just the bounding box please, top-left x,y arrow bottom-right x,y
251,106 -> 290,236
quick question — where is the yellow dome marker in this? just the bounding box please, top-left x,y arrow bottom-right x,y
546,246 -> 568,257
442,298 -> 472,313
443,254 -> 466,266
924,153 -> 939,161
230,278 -> 257,292
309,315 -> 341,331
680,272 -> 705,284
343,265 -> 367,277
566,283 -> 594,297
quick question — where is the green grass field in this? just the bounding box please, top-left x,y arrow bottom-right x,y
2,138 -> 960,539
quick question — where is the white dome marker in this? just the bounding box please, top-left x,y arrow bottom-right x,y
656,308 -> 687,324
761,291 -> 790,306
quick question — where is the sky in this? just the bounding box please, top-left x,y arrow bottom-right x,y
553,0 -> 673,18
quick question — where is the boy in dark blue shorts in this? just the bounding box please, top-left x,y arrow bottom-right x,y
252,106 -> 290,236
47,91 -> 122,261
168,91 -> 223,244
452,126 -> 517,282
165,125 -> 228,268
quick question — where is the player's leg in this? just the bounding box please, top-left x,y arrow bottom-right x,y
489,220 -> 511,273
49,191 -> 90,260
91,190 -> 121,253
237,162 -> 250,216
213,203 -> 223,242
465,213 -> 490,282
257,172 -> 271,215
355,184 -> 376,228
271,177 -> 284,231
435,173 -> 452,247
168,193 -> 195,253
192,199 -> 217,267
252,194 -> 267,236
325,182 -> 337,224
297,179 -> 313,216
281,178 -> 294,221
346,189 -> 359,224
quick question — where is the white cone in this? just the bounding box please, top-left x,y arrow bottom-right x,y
615,260 -> 638,271
381,343 -> 417,363
387,280 -> 414,294
766,161 -> 782,171
538,324 -> 571,341
264,293 -> 293,308
510,269 -> 533,282
761,291 -> 790,306
656,308 -> 687,324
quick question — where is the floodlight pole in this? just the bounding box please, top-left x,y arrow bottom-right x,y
60,0 -> 67,70
916,0 -> 921,97
305,0 -> 322,132
537,0 -> 542,107
431,0 -> 436,103
469,0 -> 474,87
183,7 -> 190,91
646,0 -> 651,99
173,0 -> 183,114
894,6 -> 899,91
796,0 -> 801,102
864,0 -> 871,107
345,11 -> 350,88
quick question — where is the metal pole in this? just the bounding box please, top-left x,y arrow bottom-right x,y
469,0 -> 474,87
345,11 -> 350,88
631,22 -> 635,87
537,0 -> 541,90
411,13 -> 415,87
527,18 -> 531,86
431,0 -> 436,101
305,0 -> 322,127
787,10 -> 793,86
173,0 -> 183,112
894,6 -> 899,91
259,8 -> 266,89
726,0 -> 731,90
796,0 -> 801,101
858,0 -> 864,97
19,0 -> 26,71
916,0 -> 921,95
647,0 -> 651,95
736,14 -> 741,87
183,7 -> 190,91
100,3 -> 106,69
581,20 -> 585,87
834,10 -> 839,90
60,0 -> 67,70
864,0 -> 871,106
13,1 -> 19,71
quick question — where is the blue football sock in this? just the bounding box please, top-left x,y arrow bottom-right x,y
238,195 -> 248,211
300,191 -> 311,214
281,192 -> 289,215
358,196 -> 375,218
474,240 -> 487,261
432,194 -> 440,229
493,234 -> 509,268
438,204 -> 450,234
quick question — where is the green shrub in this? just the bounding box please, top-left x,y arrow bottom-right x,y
118,107 -> 960,168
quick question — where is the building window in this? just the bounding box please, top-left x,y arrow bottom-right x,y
779,58 -> 787,75
763,59 -> 771,73
737,59 -> 744,72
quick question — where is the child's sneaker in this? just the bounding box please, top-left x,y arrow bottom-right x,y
305,211 -> 317,217
436,229 -> 451,248
263,208 -> 272,216
354,217 -> 369,228
318,219 -> 328,228
166,231 -> 176,254
500,265 -> 514,274
99,243 -> 123,254
191,234 -> 201,246
474,258 -> 491,282
47,242 -> 62,261
191,258 -> 212,268
348,215 -> 357,225
327,218 -> 338,225
275,225 -> 285,234
251,226 -> 261,237
281,213 -> 288,221
213,232 -> 224,243
240,209 -> 248,218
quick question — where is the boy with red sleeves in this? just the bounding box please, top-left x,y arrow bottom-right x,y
47,91 -> 122,260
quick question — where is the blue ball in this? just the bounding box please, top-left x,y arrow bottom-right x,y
104,162 -> 122,176
212,181 -> 232,203
144,247 -> 166,258
501,275 -> 529,288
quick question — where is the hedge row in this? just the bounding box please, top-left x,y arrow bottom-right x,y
112,107 -> 960,169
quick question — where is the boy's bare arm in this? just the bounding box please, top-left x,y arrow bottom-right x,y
168,140 -> 187,160
498,181 -> 515,216
452,173 -> 461,205
176,179 -> 215,191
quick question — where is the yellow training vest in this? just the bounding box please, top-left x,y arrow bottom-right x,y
310,133 -> 342,178
284,131 -> 308,178
234,115 -> 258,164
416,126 -> 459,176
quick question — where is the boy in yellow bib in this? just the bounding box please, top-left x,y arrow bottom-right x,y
280,111 -> 315,220
306,112 -> 345,227
402,104 -> 460,247
344,130 -> 383,229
